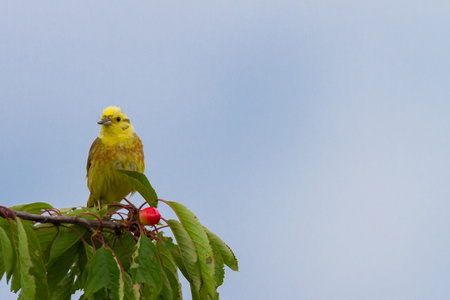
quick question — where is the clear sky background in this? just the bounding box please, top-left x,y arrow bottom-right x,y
1,1 -> 450,299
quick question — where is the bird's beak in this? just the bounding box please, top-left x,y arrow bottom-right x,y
98,116 -> 113,125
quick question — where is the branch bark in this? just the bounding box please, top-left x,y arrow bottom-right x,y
0,207 -> 121,233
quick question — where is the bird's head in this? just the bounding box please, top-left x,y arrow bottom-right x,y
98,106 -> 135,138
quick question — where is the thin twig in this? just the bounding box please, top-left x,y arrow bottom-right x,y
0,207 -> 122,233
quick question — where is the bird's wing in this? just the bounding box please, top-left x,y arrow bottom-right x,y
86,137 -> 101,176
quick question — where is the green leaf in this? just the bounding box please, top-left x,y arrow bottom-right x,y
9,202 -> 54,214
163,266 -> 182,300
50,271 -> 75,300
16,219 -> 35,299
17,218 -> 50,300
48,226 -> 86,267
73,244 -> 94,291
85,242 -> 95,262
138,283 -> 153,299
158,237 -> 178,273
85,287 -> 109,300
10,266 -> 21,293
160,268 -> 173,300
0,227 -> 13,280
0,218 -> 19,285
47,240 -> 80,296
129,235 -> 162,296
123,272 -> 139,300
112,234 -> 136,271
117,170 -> 158,207
159,237 -> 187,299
166,219 -> 201,292
85,246 -> 123,299
23,220 -> 50,299
190,283 -> 200,300
169,243 -> 189,282
211,241 -> 225,287
34,225 -> 58,264
204,227 -> 239,272
168,202 -> 216,298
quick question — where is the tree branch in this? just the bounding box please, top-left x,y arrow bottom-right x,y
0,207 -> 122,233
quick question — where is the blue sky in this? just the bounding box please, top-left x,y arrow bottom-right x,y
2,1 -> 450,299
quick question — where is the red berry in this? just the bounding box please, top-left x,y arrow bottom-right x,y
139,207 -> 161,225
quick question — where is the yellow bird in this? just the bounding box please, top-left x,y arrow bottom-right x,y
86,106 -> 145,208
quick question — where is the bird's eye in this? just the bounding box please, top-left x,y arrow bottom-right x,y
116,117 -> 121,122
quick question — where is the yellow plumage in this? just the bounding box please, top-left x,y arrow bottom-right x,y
86,106 -> 145,208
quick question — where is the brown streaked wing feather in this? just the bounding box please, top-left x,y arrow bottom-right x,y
134,133 -> 145,172
86,137 -> 102,176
